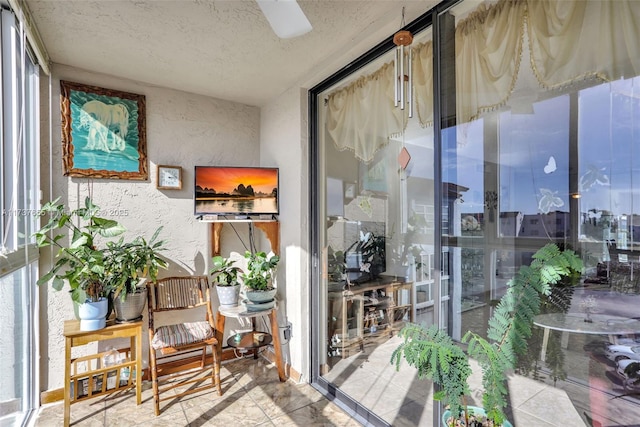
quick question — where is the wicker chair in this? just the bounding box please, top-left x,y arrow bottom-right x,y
146,276 -> 222,415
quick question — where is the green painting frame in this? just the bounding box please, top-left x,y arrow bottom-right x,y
61,80 -> 148,180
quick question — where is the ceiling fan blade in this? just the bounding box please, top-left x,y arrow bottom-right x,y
256,0 -> 312,39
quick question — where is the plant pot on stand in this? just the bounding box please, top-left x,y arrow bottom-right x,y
77,297 -> 109,331
210,255 -> 243,309
34,197 -> 167,328
245,287 -> 277,302
216,283 -> 241,308
241,251 -> 280,311
112,286 -> 148,323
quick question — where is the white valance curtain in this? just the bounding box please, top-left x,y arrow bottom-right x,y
325,62 -> 403,163
326,0 -> 640,161
326,42 -> 433,162
457,0 -> 640,123
455,0 -> 527,123
413,41 -> 434,129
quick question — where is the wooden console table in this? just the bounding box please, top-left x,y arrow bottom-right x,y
63,320 -> 142,426
328,279 -> 413,358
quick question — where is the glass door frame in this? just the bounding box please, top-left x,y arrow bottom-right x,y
308,1 -> 458,425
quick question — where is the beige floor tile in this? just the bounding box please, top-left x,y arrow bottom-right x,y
34,356 -> 360,427
185,392 -> 269,426
36,397 -> 106,427
247,381 -> 325,419
270,400 -> 358,427
128,410 -> 189,427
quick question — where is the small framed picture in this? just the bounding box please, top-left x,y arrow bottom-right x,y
157,165 -> 182,190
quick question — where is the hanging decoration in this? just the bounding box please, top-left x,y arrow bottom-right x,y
398,146 -> 411,170
393,7 -> 413,118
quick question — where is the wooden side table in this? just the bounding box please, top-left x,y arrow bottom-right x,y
63,320 -> 142,427
215,305 -> 287,382
327,279 -> 413,358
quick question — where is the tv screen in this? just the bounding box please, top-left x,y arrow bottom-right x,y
194,166 -> 279,217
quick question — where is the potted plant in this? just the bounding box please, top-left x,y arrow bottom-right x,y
35,197 -> 169,328
210,255 -> 242,308
104,228 -> 167,322
391,243 -> 583,427
241,251 -> 280,305
342,231 -> 386,284
34,197 -> 126,331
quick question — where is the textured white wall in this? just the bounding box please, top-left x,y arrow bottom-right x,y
260,87 -> 309,381
39,64 -> 263,391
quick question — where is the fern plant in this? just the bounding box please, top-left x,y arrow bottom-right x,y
391,243 -> 583,426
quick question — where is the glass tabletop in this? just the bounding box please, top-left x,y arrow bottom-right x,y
534,313 -> 640,335
227,331 -> 273,349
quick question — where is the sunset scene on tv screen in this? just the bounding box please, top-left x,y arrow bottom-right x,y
196,167 -> 278,194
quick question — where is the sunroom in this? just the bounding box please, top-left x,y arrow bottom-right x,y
2,1 -> 640,427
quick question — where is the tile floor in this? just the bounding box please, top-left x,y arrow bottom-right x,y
34,357 -> 362,427
34,334 -> 640,426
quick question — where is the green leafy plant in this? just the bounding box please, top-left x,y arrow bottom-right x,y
344,232 -> 385,283
210,255 -> 242,286
34,197 -> 127,303
103,227 -> 167,300
34,197 -> 167,303
241,251 -> 280,291
391,243 -> 583,426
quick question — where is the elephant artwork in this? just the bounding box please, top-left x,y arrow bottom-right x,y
80,100 -> 130,152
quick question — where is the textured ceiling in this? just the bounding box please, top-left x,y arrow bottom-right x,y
25,0 -> 439,107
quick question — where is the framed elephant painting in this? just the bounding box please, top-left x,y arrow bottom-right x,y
60,81 -> 148,180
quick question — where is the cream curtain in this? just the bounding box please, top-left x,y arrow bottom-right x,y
455,0 -> 527,123
326,42 -> 433,162
413,41 -> 434,128
527,0 -> 640,89
326,0 -> 640,157
457,0 -> 640,123
325,62 -> 404,163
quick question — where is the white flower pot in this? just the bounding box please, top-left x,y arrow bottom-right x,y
77,297 -> 109,331
216,283 -> 241,308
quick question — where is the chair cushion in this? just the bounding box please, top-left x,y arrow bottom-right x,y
151,321 -> 214,349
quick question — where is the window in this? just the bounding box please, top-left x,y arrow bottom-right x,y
0,7 -> 41,426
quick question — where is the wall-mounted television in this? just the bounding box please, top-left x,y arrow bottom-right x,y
194,166 -> 279,217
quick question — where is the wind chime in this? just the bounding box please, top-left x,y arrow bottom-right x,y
393,7 -> 413,119
394,9 -> 413,175
394,8 -> 413,173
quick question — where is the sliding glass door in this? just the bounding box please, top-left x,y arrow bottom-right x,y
310,16 -> 441,425
311,1 -> 640,425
